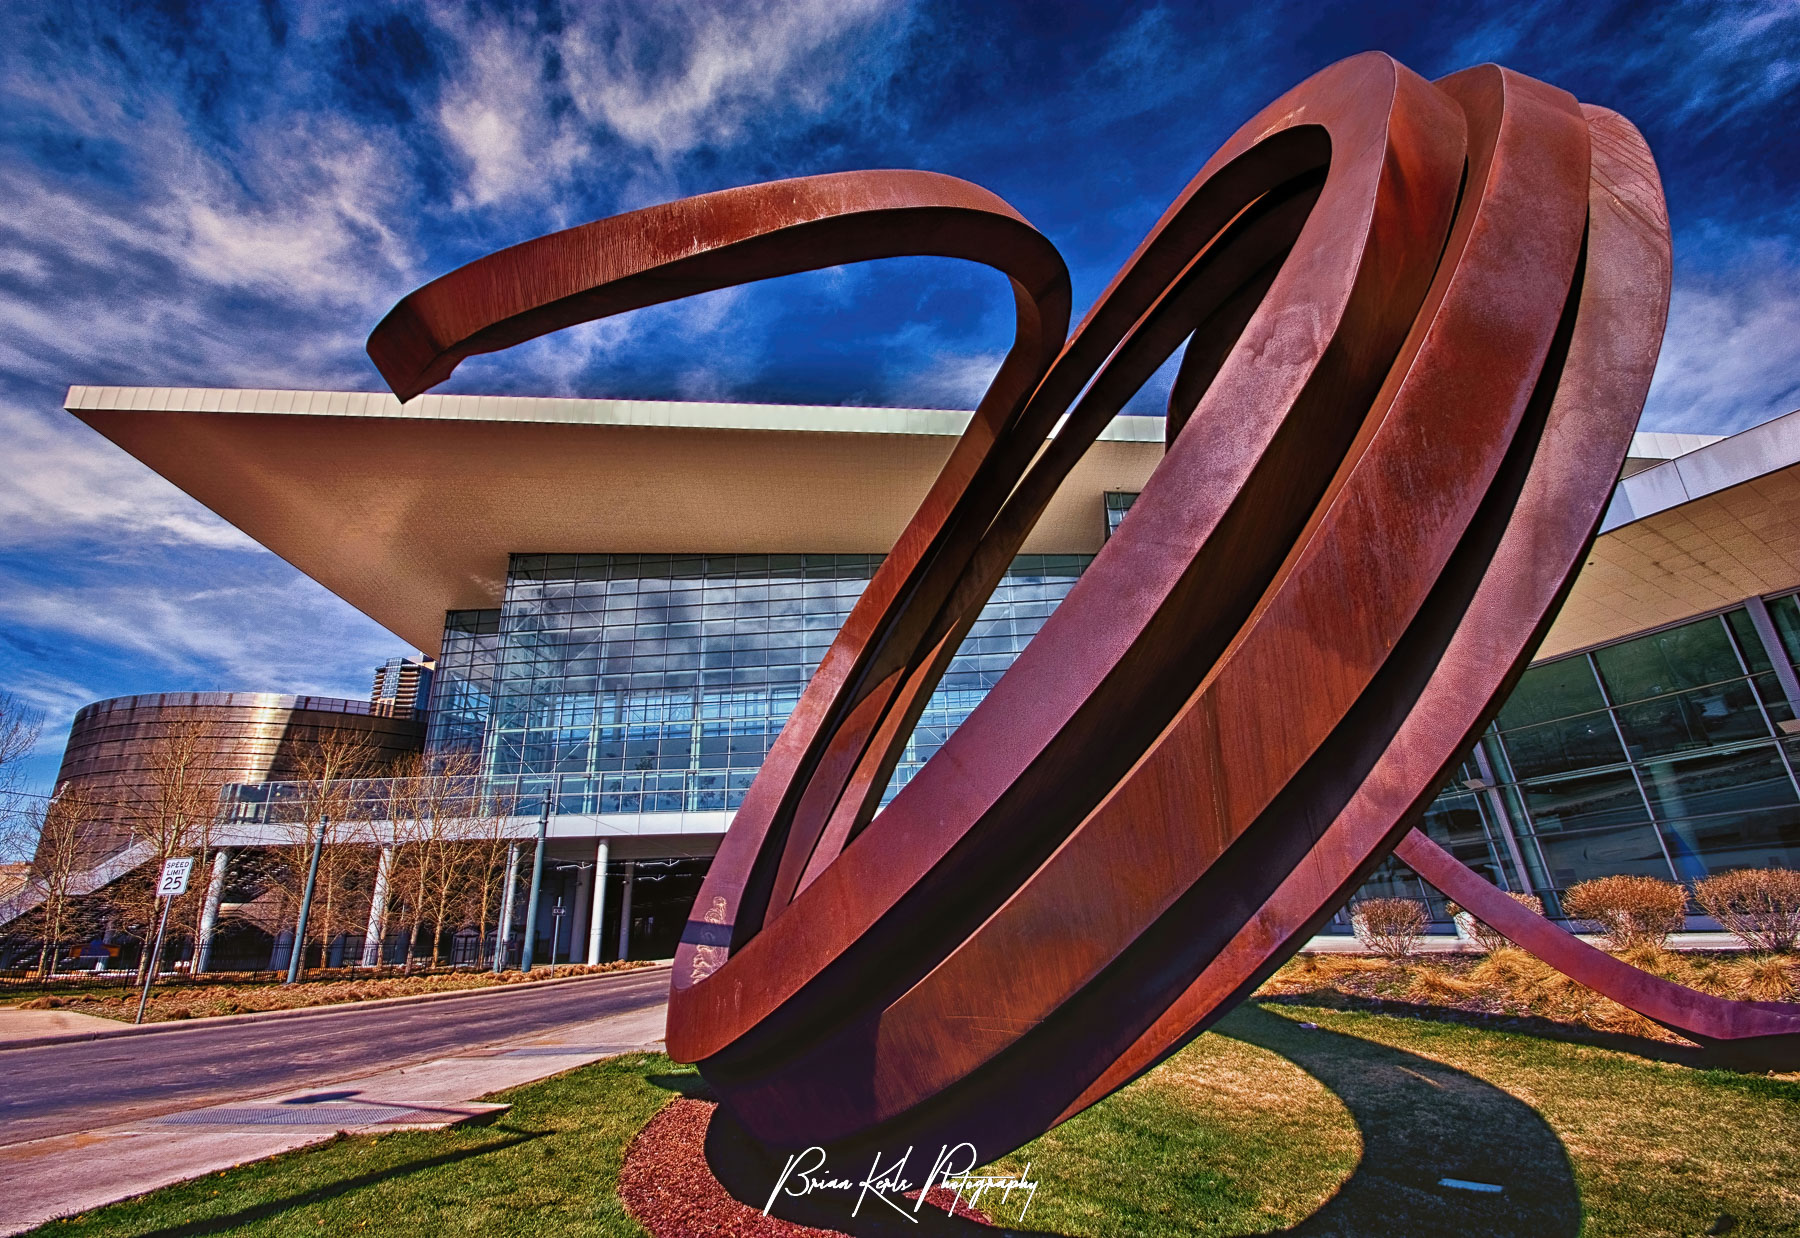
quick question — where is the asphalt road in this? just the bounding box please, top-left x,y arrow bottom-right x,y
0,966 -> 670,1146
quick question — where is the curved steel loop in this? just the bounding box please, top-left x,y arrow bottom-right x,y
368,172 -> 1073,983
1398,831 -> 1800,1065
366,50 -> 1789,1170
691,62 -> 1595,1157
368,170 -> 1068,404
667,51 -> 1469,1079
1061,94 -> 1680,1118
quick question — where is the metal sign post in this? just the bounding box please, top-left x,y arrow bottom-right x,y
135,856 -> 194,1025
549,897 -> 566,967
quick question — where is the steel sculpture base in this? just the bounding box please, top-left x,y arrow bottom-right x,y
368,50 -> 1800,1169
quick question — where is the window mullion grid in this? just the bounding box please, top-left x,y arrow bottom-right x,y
1722,604 -> 1800,803
1587,650 -> 1682,884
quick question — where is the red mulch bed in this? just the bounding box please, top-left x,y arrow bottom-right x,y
619,1098 -> 993,1236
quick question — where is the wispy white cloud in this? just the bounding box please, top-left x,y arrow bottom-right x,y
887,340 -> 1003,411
1447,0 -> 1799,133
428,0 -> 909,213
1,668 -> 100,756
433,14 -> 586,209
560,0 -> 904,165
0,565 -> 402,699
0,402 -> 251,550
1641,240 -> 1800,434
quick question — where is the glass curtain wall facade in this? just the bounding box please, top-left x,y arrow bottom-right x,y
1103,491 -> 1137,540
419,519 -> 1800,929
1358,595 -> 1800,919
427,553 -> 1089,815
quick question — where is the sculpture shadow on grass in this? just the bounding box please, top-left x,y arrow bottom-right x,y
1258,988 -> 1710,1066
696,1004 -> 1579,1237
1219,1004 -> 1580,1238
133,1130 -> 548,1238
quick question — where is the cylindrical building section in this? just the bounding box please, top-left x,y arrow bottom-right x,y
52,692 -> 425,864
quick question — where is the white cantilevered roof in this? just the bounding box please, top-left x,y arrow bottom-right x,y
64,387 -> 1163,654
63,386 -> 1800,663
1541,408 -> 1800,657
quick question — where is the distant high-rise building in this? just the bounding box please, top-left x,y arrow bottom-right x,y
371,656 -> 434,718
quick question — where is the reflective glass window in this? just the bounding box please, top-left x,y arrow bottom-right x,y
1767,594 -> 1800,667
1417,791 -> 1508,889
1659,805 -> 1800,876
436,552 -> 1088,812
1593,616 -> 1742,704
1494,711 -> 1623,780
1495,658 -> 1606,731
1531,823 -> 1675,892
1725,608 -> 1774,674
1613,679 -> 1770,758
1519,768 -> 1650,835
1638,744 -> 1799,821
1103,491 -> 1138,540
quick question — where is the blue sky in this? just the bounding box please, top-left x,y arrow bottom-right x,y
2,0 -> 1797,794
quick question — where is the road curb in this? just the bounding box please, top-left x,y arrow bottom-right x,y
0,961 -> 670,1052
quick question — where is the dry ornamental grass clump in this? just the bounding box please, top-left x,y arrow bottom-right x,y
20,960 -> 654,1023
1349,897 -> 1428,958
1692,867 -> 1800,953
1560,874 -> 1687,950
1445,891 -> 1545,952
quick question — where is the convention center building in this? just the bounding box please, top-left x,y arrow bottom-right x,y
42,385 -> 1800,962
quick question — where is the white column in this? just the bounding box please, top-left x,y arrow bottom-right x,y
615,860 -> 634,961
194,848 -> 232,973
361,846 -> 394,967
586,840 -> 610,964
572,860 -> 593,963
495,842 -> 521,969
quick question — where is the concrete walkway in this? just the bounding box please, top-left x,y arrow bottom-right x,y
0,980 -> 668,1235
0,1007 -> 124,1045
1300,930 -> 1746,953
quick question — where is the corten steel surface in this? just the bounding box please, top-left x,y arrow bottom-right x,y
369,50 -> 1798,1162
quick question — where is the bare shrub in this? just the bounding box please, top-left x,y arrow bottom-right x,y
1349,897 -> 1428,958
1561,874 -> 1687,950
1445,892 -> 1545,953
1692,867 -> 1800,953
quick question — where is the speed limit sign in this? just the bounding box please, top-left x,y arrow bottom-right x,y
157,857 -> 195,898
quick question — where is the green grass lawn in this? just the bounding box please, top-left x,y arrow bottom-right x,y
30,1003 -> 1800,1237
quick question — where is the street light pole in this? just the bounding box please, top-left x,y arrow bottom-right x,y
518,799 -> 550,973
285,812 -> 329,985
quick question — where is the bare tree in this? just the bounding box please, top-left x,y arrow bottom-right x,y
388,753 -> 472,970
378,749 -> 505,970
416,751 -> 494,967
464,773 -> 519,968
269,729 -> 383,973
22,787 -> 105,977
383,752 -> 428,970
96,719 -> 227,976
0,690 -> 44,864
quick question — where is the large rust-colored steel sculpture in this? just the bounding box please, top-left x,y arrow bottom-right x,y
371,53 -> 1800,1162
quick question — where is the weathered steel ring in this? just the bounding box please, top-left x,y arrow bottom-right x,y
369,50 -> 1798,1166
